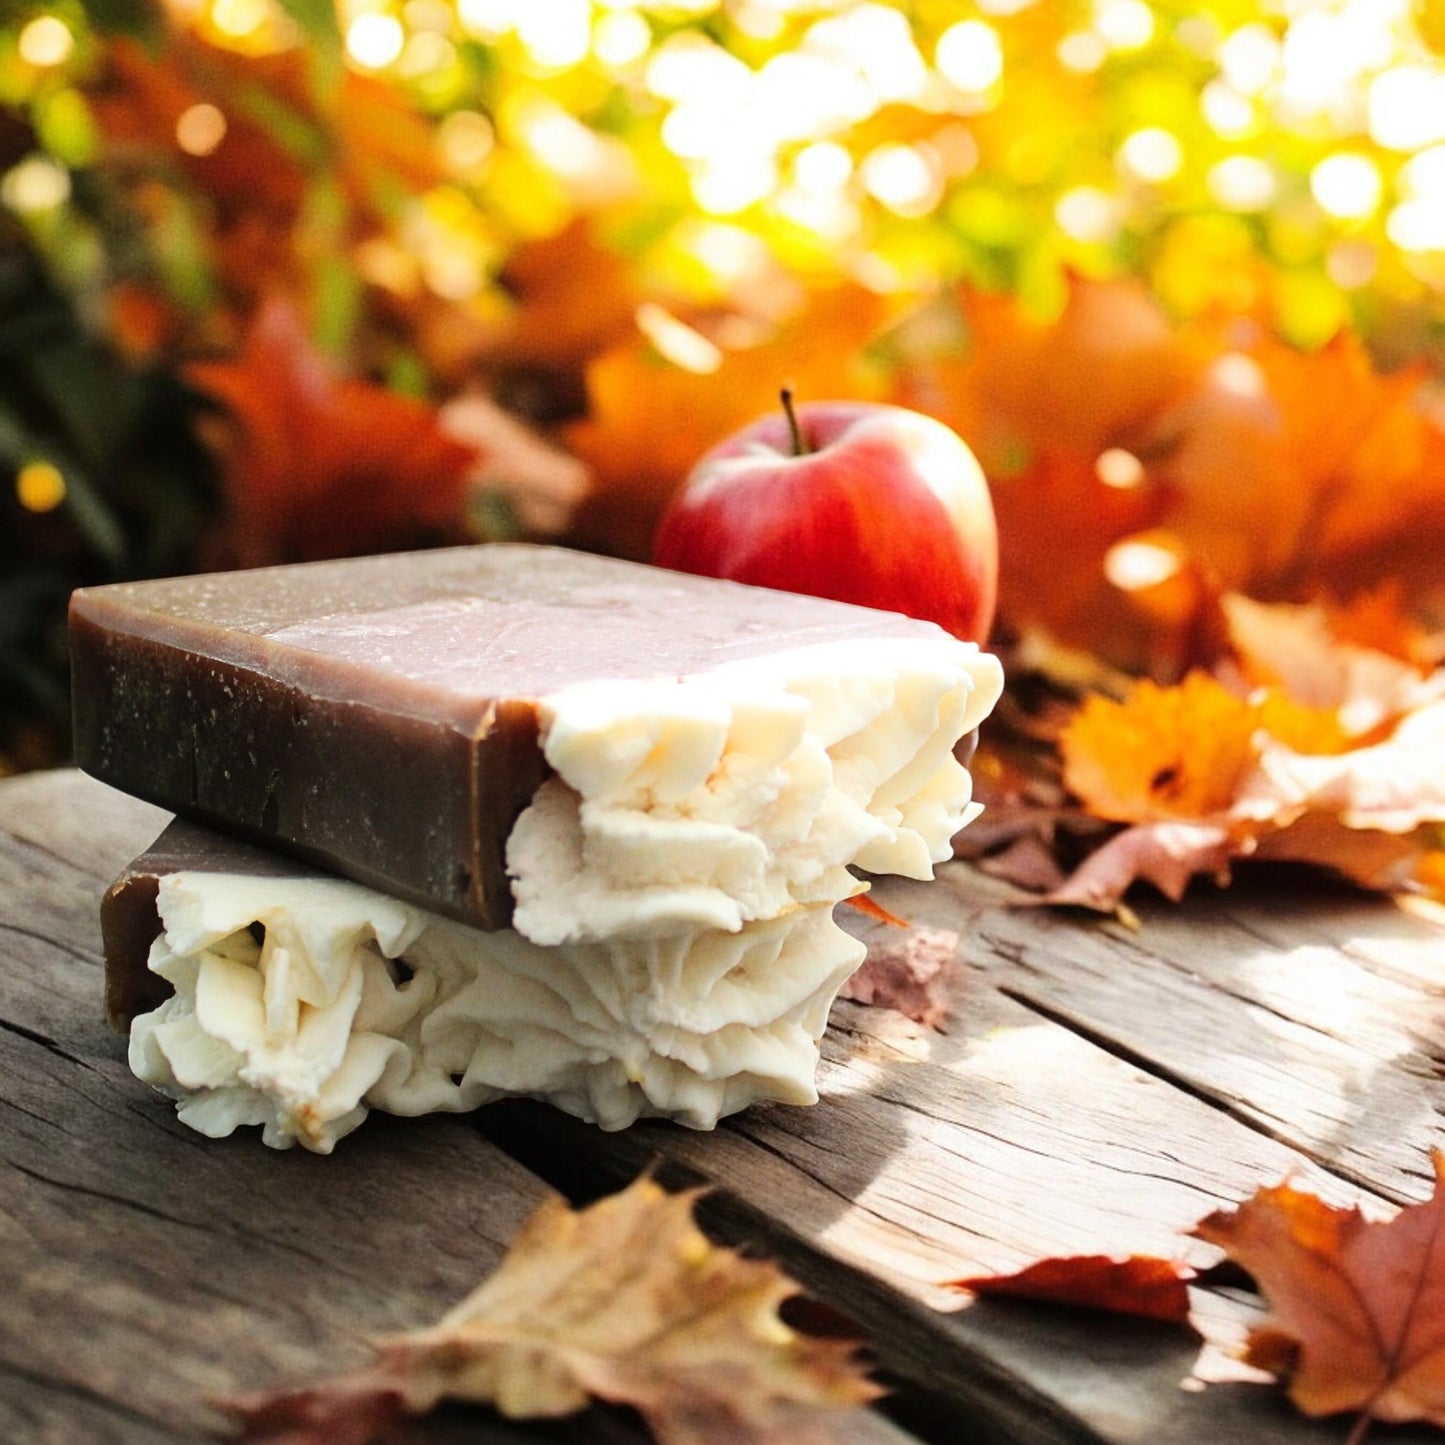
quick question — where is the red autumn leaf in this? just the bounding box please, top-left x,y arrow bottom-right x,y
187,295 -> 481,567
1193,1151 -> 1445,1430
948,1254 -> 1196,1325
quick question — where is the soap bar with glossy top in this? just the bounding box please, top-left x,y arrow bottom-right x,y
72,544 -> 985,927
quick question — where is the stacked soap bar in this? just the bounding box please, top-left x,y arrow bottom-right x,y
75,544 -> 1003,1151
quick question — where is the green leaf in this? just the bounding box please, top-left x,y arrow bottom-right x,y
77,0 -> 163,42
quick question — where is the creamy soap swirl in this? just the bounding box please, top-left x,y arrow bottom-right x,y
128,633 -> 1002,1149
507,637 -> 1004,945
129,872 -> 864,1152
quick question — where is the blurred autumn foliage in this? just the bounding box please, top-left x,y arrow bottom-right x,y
2,0 -> 1444,899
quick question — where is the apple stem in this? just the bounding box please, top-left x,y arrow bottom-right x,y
780,387 -> 809,457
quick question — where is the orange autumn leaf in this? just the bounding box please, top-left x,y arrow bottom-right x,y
948,1254 -> 1196,1326
1145,329 -> 1443,601
953,277 -> 1203,460
565,284 -> 898,559
1254,691 -> 1356,757
1060,673 -> 1260,824
890,277 -> 1202,665
1194,1152 -> 1445,1431
221,1174 -> 882,1445
89,33 -> 444,307
188,295 -> 480,566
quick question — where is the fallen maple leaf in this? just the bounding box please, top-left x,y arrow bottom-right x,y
1040,819 -> 1238,912
948,1254 -> 1196,1326
1059,672 -> 1261,825
1039,603 -> 1445,910
187,295 -> 482,566
1193,1151 -> 1445,1433
221,1174 -> 882,1445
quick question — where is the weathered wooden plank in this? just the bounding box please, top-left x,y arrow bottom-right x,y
469,876 -> 1445,1444
921,865 -> 1445,1204
8,770 -> 1442,1444
0,771 -> 921,1445
0,774 -> 572,1441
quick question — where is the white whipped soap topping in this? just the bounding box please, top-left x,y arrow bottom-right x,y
129,873 -> 863,1151
129,633 -> 1002,1149
508,638 -> 1004,943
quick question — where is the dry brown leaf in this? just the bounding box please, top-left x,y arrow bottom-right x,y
1040,819 -> 1238,912
1194,1151 -> 1445,1431
437,388 -> 590,536
837,923 -> 963,1031
221,1174 -> 882,1445
948,1254 -> 1196,1325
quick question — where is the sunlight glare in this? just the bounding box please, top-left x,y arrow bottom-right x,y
437,110 -> 495,173
636,302 -> 723,374
1209,156 -> 1276,211
1310,153 -> 1382,220
1055,186 -> 1122,243
1369,66 -> 1445,152
794,141 -> 852,194
1217,23 -> 1278,96
1119,127 -> 1183,183
211,0 -> 271,40
861,143 -> 941,216
1094,0 -> 1154,51
346,13 -> 405,69
1105,538 -> 1183,591
517,0 -> 590,70
1201,81 -> 1256,139
936,21 -> 1003,94
1095,448 -> 1145,489
1,155 -> 69,212
18,15 -> 74,67
175,103 -> 228,157
1212,351 -> 1267,398
594,11 -> 649,67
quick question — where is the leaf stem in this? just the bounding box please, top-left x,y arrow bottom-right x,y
780,387 -> 808,457
1343,1410 -> 1372,1445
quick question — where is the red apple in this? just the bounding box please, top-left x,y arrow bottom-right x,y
652,392 -> 998,643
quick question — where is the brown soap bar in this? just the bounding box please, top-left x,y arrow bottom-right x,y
100,817 -> 315,1029
72,544 -> 957,927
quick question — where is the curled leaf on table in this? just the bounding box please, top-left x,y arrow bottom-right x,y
1195,1150 -> 1445,1437
967,594 -> 1445,914
948,1254 -> 1197,1327
220,1173 -> 882,1445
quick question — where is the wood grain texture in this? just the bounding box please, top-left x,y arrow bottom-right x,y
0,771 -> 918,1445
472,861 -> 1445,1443
5,770 -> 1444,1444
